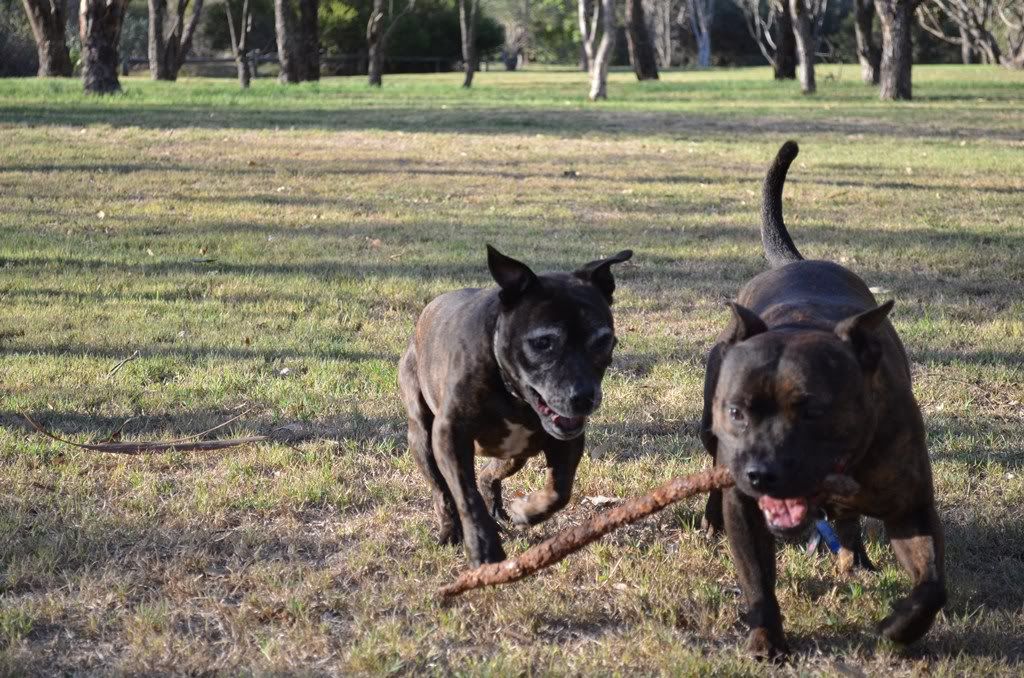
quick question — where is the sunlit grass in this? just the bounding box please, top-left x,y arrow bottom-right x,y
0,66 -> 1022,673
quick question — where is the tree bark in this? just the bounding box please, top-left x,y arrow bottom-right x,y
225,0 -> 251,88
148,0 -> 204,81
459,0 -> 478,87
298,0 -> 319,80
80,0 -> 130,94
959,24 -> 975,64
647,0 -> 671,69
625,0 -> 659,79
578,0 -> 599,73
686,0 -> 713,68
21,0 -> 74,77
275,0 -> 317,82
774,1 -> 797,79
148,0 -> 167,79
367,0 -> 384,86
854,0 -> 880,84
588,0 -> 615,100
875,0 -> 914,100
789,0 -> 815,94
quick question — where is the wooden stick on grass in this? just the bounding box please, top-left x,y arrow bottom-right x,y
439,468 -> 862,599
439,466 -> 736,599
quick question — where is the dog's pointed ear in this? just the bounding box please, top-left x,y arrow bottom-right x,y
834,300 -> 895,371
724,302 -> 768,344
575,249 -> 633,303
487,244 -> 538,305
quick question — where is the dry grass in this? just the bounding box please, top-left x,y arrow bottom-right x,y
1,66 -> 1023,675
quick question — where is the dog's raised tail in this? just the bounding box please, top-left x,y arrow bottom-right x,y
761,140 -> 804,268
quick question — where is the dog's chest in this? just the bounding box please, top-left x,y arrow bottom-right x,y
474,420 -> 539,459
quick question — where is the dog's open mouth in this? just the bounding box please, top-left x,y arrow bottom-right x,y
758,495 -> 811,531
532,391 -> 586,434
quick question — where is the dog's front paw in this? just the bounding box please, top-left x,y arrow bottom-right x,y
507,498 -> 534,527
746,627 -> 789,661
880,589 -> 942,647
701,490 -> 724,539
468,541 -> 507,568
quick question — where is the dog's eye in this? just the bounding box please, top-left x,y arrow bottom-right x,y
591,334 -> 614,352
727,406 -> 747,426
528,336 -> 554,352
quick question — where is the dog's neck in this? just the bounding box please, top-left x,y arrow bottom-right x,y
492,319 -> 525,402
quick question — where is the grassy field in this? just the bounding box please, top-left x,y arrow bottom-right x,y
0,65 -> 1022,675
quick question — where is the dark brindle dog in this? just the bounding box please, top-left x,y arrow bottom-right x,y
399,246 -> 632,566
700,142 -> 946,658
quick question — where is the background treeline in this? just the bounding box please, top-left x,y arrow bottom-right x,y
0,0 -> 970,77
1,0 -> 503,77
3,0 -> 1023,100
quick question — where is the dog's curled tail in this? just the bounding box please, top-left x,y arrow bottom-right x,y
761,140 -> 804,268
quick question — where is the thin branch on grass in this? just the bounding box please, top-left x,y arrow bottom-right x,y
21,411 -> 301,455
440,467 -> 732,598
106,350 -> 141,379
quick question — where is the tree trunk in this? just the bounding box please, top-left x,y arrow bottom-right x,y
367,0 -> 385,86
875,0 -> 913,100
578,0 -> 601,74
80,0 -> 130,94
226,0 -> 251,87
21,0 -> 74,77
236,55 -> 251,87
625,0 -> 658,79
789,0 -> 815,94
647,0 -> 671,69
275,0 -> 300,82
588,0 -> 615,100
958,24 -> 974,64
774,1 -> 796,79
459,0 -> 478,87
148,0 -> 169,79
854,0 -> 880,84
299,0 -> 319,80
686,0 -> 713,69
149,0 -> 204,81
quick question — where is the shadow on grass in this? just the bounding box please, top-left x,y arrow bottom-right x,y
3,104 -> 1022,141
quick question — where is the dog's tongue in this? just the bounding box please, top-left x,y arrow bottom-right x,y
757,496 -> 808,530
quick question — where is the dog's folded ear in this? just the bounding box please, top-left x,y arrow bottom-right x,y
834,300 -> 895,371
724,302 -> 768,344
575,250 -> 633,303
487,244 -> 538,305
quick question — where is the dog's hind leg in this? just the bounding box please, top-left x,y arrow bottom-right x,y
506,437 -> 584,527
478,456 -> 527,524
878,502 -> 947,645
399,346 -> 461,547
832,514 -> 876,573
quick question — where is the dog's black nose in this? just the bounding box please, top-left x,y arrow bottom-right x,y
569,386 -> 596,413
745,462 -> 779,492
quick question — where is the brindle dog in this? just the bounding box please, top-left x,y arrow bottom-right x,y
700,142 -> 946,659
399,245 -> 632,566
